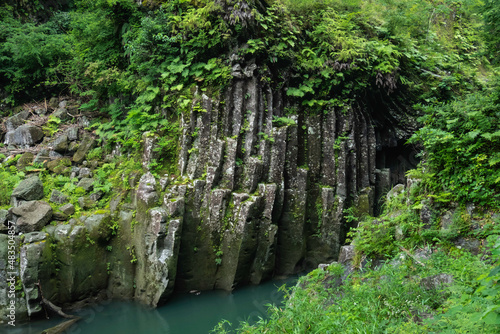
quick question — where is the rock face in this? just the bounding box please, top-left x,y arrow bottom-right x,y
168,67 -> 410,293
0,62 -> 418,319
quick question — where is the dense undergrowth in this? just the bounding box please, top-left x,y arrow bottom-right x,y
1,0 -> 498,169
215,245 -> 500,333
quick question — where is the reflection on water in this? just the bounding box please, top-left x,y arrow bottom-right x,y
8,276 -> 297,334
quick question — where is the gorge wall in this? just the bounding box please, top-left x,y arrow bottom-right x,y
0,61 -> 417,323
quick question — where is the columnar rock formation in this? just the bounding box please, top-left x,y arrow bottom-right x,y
1,63 -> 418,322
160,65 -> 380,295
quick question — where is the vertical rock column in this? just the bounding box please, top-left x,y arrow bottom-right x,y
133,172 -> 184,307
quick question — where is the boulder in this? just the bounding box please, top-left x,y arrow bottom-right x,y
5,110 -> 30,132
68,141 -> 79,153
66,127 -> 79,141
48,97 -> 59,109
78,196 -> 96,210
454,238 -> 481,255
386,184 -> 405,202
33,149 -> 50,166
53,211 -> 69,221
52,108 -> 68,120
52,134 -> 69,153
59,203 -> 75,216
420,274 -> 453,290
77,178 -> 94,192
11,201 -> 52,233
4,125 -> 44,147
78,167 -> 92,179
73,135 -> 96,164
338,245 -> 355,265
34,106 -> 46,116
47,158 -> 72,174
50,190 -> 68,204
16,152 -> 34,169
11,176 -> 44,202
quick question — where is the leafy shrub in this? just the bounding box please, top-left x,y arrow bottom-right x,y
0,15 -> 71,102
409,89 -> 500,207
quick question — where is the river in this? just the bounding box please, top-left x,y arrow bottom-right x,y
8,276 -> 297,334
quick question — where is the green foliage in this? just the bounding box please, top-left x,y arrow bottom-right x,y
221,249 -> 497,333
0,162 -> 24,207
42,116 -> 62,137
272,116 -> 296,127
482,0 -> 500,62
410,88 -> 500,207
0,14 -> 71,102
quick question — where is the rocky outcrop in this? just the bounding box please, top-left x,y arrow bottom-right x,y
171,70 -> 382,292
0,64 -> 419,323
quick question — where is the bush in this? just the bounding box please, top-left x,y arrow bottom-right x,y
409,89 -> 500,207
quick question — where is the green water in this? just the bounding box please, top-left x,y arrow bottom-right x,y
9,276 -> 297,334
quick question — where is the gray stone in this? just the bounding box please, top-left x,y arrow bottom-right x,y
77,178 -> 94,192
135,172 -> 158,221
49,150 -> 63,159
22,231 -> 47,244
52,134 -> 69,153
338,245 -> 355,265
420,199 -> 433,229
33,149 -> 50,166
73,134 -> 96,164
78,196 -> 96,210
50,190 -> 68,204
66,127 -> 79,141
47,158 -> 72,174
78,116 -> 90,128
243,63 -> 257,77
386,184 -> 405,202
159,176 -> 170,191
59,203 -> 75,216
52,108 -> 68,120
0,209 -> 10,232
5,110 -> 29,132
53,211 -> 69,221
16,152 -> 34,169
68,141 -> 79,153
4,125 -> 44,147
454,238 -> 481,255
34,107 -> 46,116
48,97 -> 59,109
11,201 -> 52,233
70,166 -> 80,179
142,131 -> 158,170
89,191 -> 103,202
11,176 -> 44,202
59,100 -> 68,108
78,167 -> 92,179
420,274 -> 453,290
231,63 -> 243,78
440,210 -> 454,230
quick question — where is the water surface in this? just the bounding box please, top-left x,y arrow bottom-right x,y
9,276 -> 296,334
